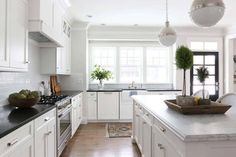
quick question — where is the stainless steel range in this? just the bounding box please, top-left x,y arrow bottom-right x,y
39,95 -> 72,157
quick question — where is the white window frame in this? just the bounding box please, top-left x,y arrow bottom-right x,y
89,41 -> 174,85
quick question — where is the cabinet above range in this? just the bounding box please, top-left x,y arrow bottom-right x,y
28,0 -> 70,47
40,19 -> 71,75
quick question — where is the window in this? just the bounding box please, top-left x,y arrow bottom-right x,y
190,41 -> 218,51
120,47 -> 143,83
146,47 -> 170,83
89,42 -> 173,84
90,47 -> 116,83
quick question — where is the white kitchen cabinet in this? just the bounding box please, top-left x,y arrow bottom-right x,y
28,0 -> 64,46
0,122 -> 34,157
0,0 -> 8,67
40,19 -> 71,75
87,92 -> 97,120
0,0 -> 28,71
34,109 -> 56,157
152,125 -> 182,157
98,92 -> 120,120
120,91 -> 133,120
71,93 -> 83,136
133,105 -> 141,146
142,115 -> 152,157
8,0 -> 28,70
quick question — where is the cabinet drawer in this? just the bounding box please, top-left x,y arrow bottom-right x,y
87,92 -> 96,98
0,121 -> 33,154
153,118 -> 185,153
35,109 -> 56,129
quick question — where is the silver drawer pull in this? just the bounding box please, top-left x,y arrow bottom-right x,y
145,113 -> 149,116
159,126 -> 166,132
158,144 -> 165,149
45,131 -> 52,136
143,121 -> 147,124
7,139 -> 18,147
44,117 -> 50,121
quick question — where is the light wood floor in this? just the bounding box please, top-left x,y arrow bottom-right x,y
60,123 -> 141,157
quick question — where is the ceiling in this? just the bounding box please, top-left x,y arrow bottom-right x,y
69,0 -> 236,27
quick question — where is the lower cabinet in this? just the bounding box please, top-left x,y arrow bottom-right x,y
87,92 -> 97,120
34,109 -> 57,157
134,103 -> 182,157
142,116 -> 152,157
0,122 -> 34,157
71,93 -> 83,136
152,125 -> 182,157
97,92 -> 119,120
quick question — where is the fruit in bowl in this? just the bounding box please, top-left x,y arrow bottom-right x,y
8,90 -> 40,108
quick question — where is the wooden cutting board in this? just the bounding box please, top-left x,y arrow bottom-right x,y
53,75 -> 61,94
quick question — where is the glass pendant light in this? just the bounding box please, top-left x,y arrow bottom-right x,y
158,0 -> 177,47
190,0 -> 225,27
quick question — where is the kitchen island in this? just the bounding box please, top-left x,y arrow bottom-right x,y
132,95 -> 236,157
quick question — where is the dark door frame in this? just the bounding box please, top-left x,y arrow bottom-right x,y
190,51 -> 219,101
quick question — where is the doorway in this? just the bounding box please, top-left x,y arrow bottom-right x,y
190,52 -> 219,101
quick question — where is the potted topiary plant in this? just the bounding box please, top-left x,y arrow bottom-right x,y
175,45 -> 194,106
196,66 -> 210,105
91,65 -> 113,89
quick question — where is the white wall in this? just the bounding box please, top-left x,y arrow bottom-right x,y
224,26 -> 236,93
0,40 -> 49,105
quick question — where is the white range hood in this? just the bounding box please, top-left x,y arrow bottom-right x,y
28,0 -> 65,47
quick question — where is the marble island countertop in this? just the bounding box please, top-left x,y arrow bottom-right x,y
132,95 -> 236,142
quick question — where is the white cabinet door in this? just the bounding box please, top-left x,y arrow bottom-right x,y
40,0 -> 53,28
0,0 -> 9,67
8,0 -> 28,69
35,109 -> 56,157
71,100 -> 77,136
65,35 -> 71,74
34,123 -> 48,157
120,91 -> 133,120
76,94 -> 82,127
134,110 -> 140,143
47,117 -> 57,157
142,117 -> 152,157
87,92 -> 97,120
152,125 -> 182,157
98,92 -> 119,120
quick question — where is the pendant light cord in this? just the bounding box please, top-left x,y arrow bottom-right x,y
166,0 -> 168,22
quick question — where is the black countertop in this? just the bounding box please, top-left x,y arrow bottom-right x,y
87,88 -> 181,92
60,90 -> 83,97
87,89 -> 123,92
0,104 -> 56,138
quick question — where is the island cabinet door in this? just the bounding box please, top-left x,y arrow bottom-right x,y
142,117 -> 152,157
152,125 -> 182,157
134,109 -> 140,143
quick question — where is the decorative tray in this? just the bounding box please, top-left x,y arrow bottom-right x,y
164,99 -> 231,115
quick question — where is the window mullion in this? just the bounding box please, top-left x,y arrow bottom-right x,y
116,46 -> 120,83
143,47 -> 147,84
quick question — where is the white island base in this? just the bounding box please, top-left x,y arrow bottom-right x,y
132,95 -> 236,157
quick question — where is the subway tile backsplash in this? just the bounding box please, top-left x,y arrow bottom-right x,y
0,41 -> 49,106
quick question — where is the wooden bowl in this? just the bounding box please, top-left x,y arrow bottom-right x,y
8,97 -> 40,108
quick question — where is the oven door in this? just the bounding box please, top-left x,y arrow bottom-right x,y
58,105 -> 72,149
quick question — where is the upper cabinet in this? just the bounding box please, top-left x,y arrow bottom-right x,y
40,19 -> 71,75
0,0 -> 8,67
0,0 -> 28,71
28,0 -> 64,47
